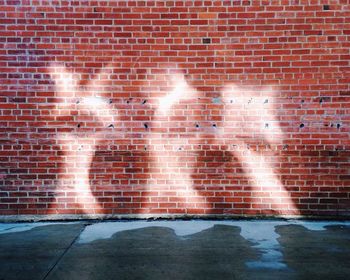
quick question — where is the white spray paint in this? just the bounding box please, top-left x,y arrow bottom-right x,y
49,64 -> 117,213
158,76 -> 188,115
221,84 -> 299,215
146,73 -> 209,211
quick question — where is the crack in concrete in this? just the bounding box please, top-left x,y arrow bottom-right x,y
42,224 -> 87,280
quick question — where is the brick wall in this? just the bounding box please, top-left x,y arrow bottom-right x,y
1,0 -> 349,218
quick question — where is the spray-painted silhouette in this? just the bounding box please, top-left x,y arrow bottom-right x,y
49,64 -> 298,215
50,64 -> 118,214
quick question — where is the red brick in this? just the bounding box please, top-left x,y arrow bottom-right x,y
0,0 -> 348,218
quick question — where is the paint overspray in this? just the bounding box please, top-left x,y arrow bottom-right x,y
49,64 -> 117,213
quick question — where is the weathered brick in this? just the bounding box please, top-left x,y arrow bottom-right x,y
0,0 -> 349,219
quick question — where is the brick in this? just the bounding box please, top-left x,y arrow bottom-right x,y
0,0 -> 348,218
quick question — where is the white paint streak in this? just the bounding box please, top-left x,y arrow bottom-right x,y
83,96 -> 107,108
235,151 -> 297,214
49,63 -> 117,213
147,74 -> 208,211
56,134 -> 97,209
221,84 -> 299,215
158,74 -> 193,114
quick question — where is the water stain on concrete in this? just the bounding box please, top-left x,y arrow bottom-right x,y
1,220 -> 350,280
48,225 -> 259,280
77,220 -> 350,272
0,222 -> 78,236
276,224 -> 350,280
0,223 -> 85,280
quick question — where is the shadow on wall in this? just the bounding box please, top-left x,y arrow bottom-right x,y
47,62 -> 348,217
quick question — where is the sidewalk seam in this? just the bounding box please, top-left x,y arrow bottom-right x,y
42,224 -> 87,280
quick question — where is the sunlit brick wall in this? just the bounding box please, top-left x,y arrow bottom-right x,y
1,0 -> 349,218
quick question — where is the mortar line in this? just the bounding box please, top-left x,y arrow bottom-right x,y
42,223 -> 87,280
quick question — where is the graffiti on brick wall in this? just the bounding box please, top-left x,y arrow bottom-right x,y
49,63 -> 298,215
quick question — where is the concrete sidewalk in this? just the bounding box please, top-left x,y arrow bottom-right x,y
0,220 -> 349,280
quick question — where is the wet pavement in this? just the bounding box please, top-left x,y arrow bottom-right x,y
0,220 -> 349,280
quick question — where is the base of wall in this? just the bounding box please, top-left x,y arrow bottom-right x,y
1,214 -> 350,222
